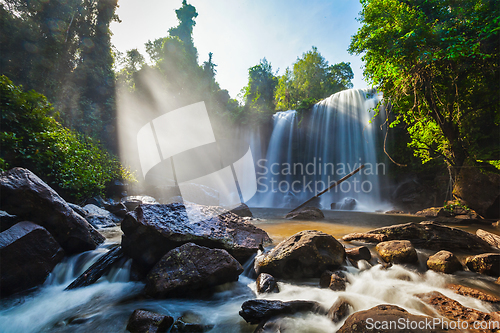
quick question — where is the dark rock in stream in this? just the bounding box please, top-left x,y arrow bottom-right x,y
342,221 -> 497,254
239,299 -> 327,325
465,253 -> 500,277
319,270 -> 348,291
376,240 -> 419,265
145,243 -> 243,298
0,221 -> 65,296
0,168 -> 105,253
285,206 -> 324,220
231,203 -> 253,217
121,203 -> 271,271
255,230 -> 345,279
337,304 -> 448,333
171,312 -> 213,332
126,309 -> 174,333
345,246 -> 372,262
65,246 -> 125,290
256,273 -> 279,293
426,250 -> 462,274
327,297 -> 352,323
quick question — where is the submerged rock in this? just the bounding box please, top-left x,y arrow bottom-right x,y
256,273 -> 279,293
255,230 -> 345,279
239,299 -> 327,325
465,253 -> 500,277
285,206 -> 324,220
320,270 -> 347,291
126,309 -> 174,333
170,312 -> 213,332
121,203 -> 270,271
145,243 -> 243,298
376,240 -> 418,264
337,304 -> 447,333
0,222 -> 65,296
426,250 -> 462,274
328,297 -> 352,323
0,168 -> 104,253
343,221 -> 496,254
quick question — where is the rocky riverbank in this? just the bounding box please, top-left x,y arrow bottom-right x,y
1,167 -> 500,332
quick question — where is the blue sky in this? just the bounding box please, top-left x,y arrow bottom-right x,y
111,0 -> 369,100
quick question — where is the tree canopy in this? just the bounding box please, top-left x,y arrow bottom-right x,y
349,0 -> 499,170
274,47 -> 354,111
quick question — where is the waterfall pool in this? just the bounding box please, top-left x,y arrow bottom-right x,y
1,210 -> 498,333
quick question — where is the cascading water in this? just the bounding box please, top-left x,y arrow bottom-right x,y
253,88 -> 389,211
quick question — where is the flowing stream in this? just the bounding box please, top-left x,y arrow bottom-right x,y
1,211 -> 498,333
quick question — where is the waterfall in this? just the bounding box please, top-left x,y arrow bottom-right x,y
253,89 -> 388,210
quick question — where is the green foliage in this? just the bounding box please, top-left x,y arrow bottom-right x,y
0,0 -> 119,150
349,0 -> 500,169
274,47 -> 354,111
239,58 -> 278,126
0,76 -> 135,201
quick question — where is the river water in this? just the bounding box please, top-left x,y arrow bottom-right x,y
1,210 -> 499,332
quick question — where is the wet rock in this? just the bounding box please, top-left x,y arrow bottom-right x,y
339,197 -> 357,210
346,246 -> 371,262
496,277 -> 500,285
126,309 -> 174,333
0,221 -> 65,296
122,203 -> 270,271
415,207 -> 452,218
253,318 -> 288,333
171,312 -> 213,332
453,163 -> 500,219
122,195 -> 158,210
447,284 -> 500,303
416,291 -> 500,332
476,229 -> 500,250
67,203 -> 87,218
83,204 -> 121,228
231,203 -> 253,218
343,221 -> 495,254
426,250 -> 463,274
376,240 -> 418,264
342,233 -> 387,243
327,297 -> 352,323
465,253 -> 500,277
255,230 -> 345,279
285,206 -> 324,220
256,273 -> 279,293
319,270 -> 347,291
239,299 -> 327,325
0,168 -> 104,253
104,201 -> 128,218
145,243 -> 243,298
0,210 -> 20,232
337,304 -> 446,333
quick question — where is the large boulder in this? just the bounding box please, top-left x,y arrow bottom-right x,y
343,221 -> 496,254
465,253 -> 500,277
337,304 -> 447,333
0,222 -> 65,296
0,168 -> 104,253
121,203 -> 270,270
453,163 -> 500,218
145,243 -> 243,298
285,206 -> 324,220
239,299 -> 327,325
426,250 -> 462,274
255,230 -> 345,279
376,240 -> 418,264
126,309 -> 174,333
476,229 -> 500,250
